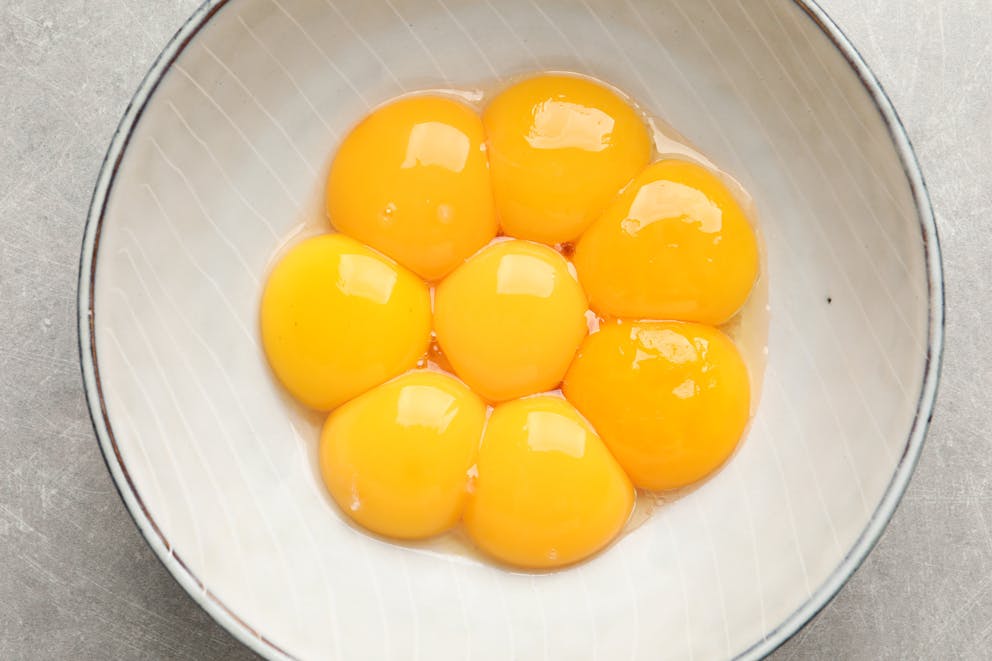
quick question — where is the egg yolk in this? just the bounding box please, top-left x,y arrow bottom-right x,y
434,240 -> 588,402
464,396 -> 634,568
260,234 -> 431,410
319,371 -> 485,539
263,74 -> 763,567
483,74 -> 652,245
574,159 -> 759,325
563,321 -> 750,490
327,95 -> 498,281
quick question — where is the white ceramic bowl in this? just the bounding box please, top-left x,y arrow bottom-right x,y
79,1 -> 942,659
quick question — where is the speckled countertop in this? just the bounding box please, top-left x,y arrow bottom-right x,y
1,0 -> 989,658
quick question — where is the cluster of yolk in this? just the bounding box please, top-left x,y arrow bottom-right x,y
260,74 -> 759,570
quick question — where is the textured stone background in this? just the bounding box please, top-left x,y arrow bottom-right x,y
0,0 -> 988,658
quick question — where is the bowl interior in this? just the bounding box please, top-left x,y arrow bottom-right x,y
85,0 -> 935,658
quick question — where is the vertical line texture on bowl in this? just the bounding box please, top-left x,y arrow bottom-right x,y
78,1 -> 943,659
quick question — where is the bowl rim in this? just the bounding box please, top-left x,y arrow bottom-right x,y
76,1 -> 945,658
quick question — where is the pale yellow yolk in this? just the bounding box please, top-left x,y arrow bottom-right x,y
483,74 -> 652,245
562,321 -> 751,490
260,234 -> 431,410
319,371 -> 485,539
327,95 -> 498,281
433,240 -> 588,402
464,396 -> 634,568
574,159 -> 759,325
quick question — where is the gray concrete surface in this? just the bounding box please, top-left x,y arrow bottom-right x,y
0,0 -> 988,658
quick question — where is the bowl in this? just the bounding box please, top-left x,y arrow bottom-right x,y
78,0 -> 942,658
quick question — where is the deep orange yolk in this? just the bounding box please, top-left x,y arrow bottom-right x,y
483,74 -> 652,245
319,371 -> 486,540
327,95 -> 498,281
433,240 -> 588,402
260,234 -> 431,411
464,395 -> 634,568
574,159 -> 759,325
563,321 -> 751,490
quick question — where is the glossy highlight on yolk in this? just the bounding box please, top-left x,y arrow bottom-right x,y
563,321 -> 751,491
464,396 -> 634,568
260,234 -> 431,411
483,74 -> 652,245
327,95 -> 498,281
319,371 -> 486,540
574,159 -> 759,325
433,240 -> 588,402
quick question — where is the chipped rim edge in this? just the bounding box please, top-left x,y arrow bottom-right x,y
76,1 -> 944,659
